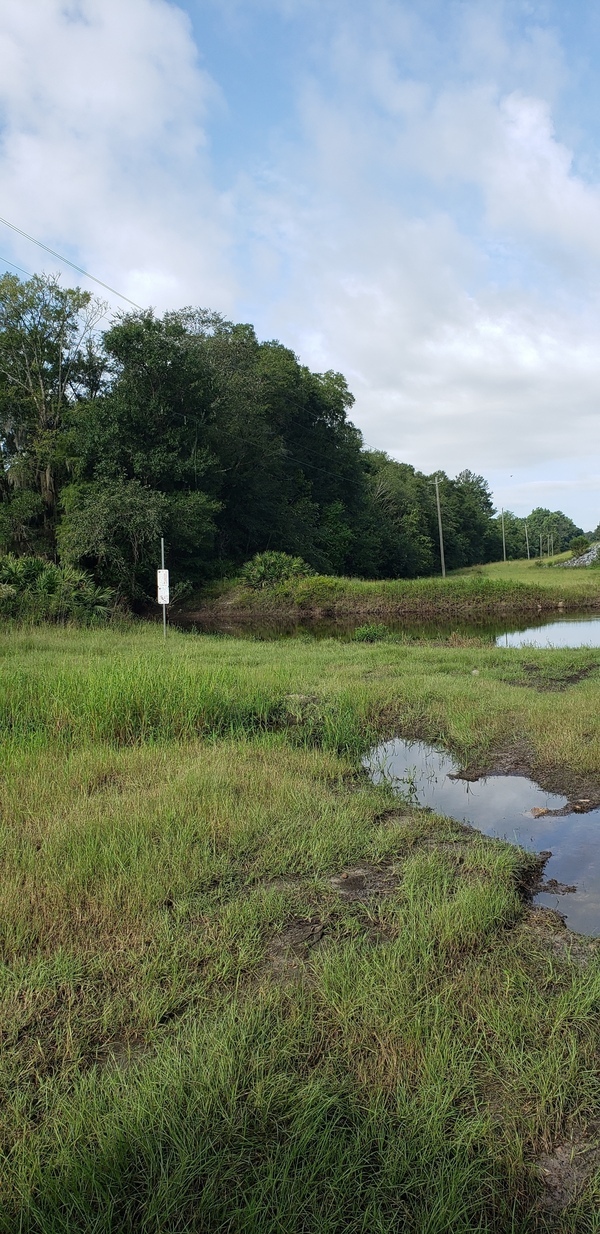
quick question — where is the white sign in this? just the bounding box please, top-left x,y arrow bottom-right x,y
157,569 -> 170,605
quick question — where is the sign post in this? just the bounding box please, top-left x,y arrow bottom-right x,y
157,537 -> 169,639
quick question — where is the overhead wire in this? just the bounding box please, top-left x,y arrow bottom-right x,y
0,255 -> 33,278
0,214 -> 143,309
0,217 -> 396,472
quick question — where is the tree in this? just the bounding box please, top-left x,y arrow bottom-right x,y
0,273 -> 106,550
58,480 -> 168,601
525,508 -> 583,555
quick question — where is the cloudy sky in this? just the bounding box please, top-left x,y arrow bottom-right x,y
1,1 -> 600,527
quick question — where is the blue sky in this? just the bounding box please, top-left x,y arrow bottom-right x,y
1,0 -> 600,526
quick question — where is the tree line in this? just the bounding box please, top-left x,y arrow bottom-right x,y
0,273 -> 586,602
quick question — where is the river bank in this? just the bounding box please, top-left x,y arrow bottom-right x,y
182,565 -> 600,628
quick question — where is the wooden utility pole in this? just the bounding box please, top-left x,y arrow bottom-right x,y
434,476 -> 446,578
525,521 -> 530,560
501,509 -> 507,562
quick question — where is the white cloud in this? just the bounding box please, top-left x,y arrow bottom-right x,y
1,0 -> 599,525
233,5 -> 600,525
0,0 -> 235,310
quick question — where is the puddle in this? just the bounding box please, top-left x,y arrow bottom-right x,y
497,616 -> 600,649
364,739 -> 600,935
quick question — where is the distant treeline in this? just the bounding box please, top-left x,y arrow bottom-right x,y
0,273 -> 586,602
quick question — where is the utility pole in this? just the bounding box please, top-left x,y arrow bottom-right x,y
434,476 -> 446,578
540,532 -> 543,559
524,520 -> 530,560
157,537 -> 169,639
501,508 -> 507,562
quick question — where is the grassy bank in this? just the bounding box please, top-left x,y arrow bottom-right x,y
188,561 -> 600,624
1,625 -> 600,1230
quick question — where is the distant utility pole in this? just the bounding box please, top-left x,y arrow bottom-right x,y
547,534 -> 551,559
540,532 -> 543,559
501,509 -> 507,562
434,476 -> 446,578
524,520 -> 530,560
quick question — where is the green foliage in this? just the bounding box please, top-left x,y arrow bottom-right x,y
525,507 -> 584,554
570,535 -> 590,557
0,273 -> 589,602
353,623 -> 388,642
241,551 -> 315,589
0,554 -> 113,622
58,480 -> 219,603
0,272 -> 106,550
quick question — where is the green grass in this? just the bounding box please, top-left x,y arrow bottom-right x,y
467,556 -> 600,592
191,559 -> 600,622
1,625 -> 600,1230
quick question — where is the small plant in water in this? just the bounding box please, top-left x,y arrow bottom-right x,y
353,623 -> 388,642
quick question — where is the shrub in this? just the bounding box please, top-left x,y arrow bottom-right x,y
353,623 -> 388,642
241,552 -> 315,589
0,556 -> 114,623
569,535 -> 590,558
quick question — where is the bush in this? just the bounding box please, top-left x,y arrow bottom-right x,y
240,552 -> 315,589
0,556 -> 114,623
569,535 -> 590,558
353,623 -> 388,642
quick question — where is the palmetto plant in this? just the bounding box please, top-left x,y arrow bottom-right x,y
0,554 -> 114,623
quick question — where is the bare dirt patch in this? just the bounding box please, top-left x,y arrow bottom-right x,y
503,662 -> 600,693
523,905 -> 600,966
329,863 -> 401,902
264,916 -> 326,980
535,1124 -> 600,1212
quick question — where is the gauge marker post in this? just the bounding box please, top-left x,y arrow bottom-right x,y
157,538 -> 169,639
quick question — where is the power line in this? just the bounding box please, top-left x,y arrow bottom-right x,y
0,214 -> 143,309
0,255 -> 32,278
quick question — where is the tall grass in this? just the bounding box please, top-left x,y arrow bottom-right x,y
1,625 -> 600,1228
2,625 -> 600,779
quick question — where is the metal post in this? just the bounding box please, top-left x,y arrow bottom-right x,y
501,508 -> 506,562
161,536 -> 166,639
525,520 -> 530,560
434,476 -> 446,578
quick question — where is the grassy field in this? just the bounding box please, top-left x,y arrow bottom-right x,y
189,558 -> 600,624
465,556 -> 600,592
1,624 -> 600,1231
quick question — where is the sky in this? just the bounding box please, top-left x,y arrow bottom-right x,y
1,1 -> 600,528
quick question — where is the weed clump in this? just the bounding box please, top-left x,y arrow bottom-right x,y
353,623 -> 388,642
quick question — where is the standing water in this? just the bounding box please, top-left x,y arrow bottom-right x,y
497,615 -> 600,648
364,739 -> 600,936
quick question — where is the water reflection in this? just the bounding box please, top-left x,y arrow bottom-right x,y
497,616 -> 600,649
364,738 -> 600,936
179,610 -> 600,648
